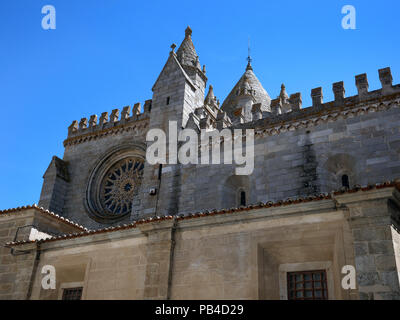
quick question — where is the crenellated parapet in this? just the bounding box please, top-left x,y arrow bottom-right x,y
185,67 -> 399,134
289,92 -> 302,110
311,87 -> 323,107
65,99 -> 152,146
306,67 -> 398,109
233,67 -> 400,136
66,68 -> 400,143
332,81 -> 345,106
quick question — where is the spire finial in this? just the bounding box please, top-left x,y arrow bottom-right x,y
246,37 -> 253,71
185,26 -> 192,38
170,43 -> 176,52
205,84 -> 217,106
280,83 -> 289,103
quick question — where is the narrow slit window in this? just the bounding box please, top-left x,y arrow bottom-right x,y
166,97 -> 170,105
158,164 -> 163,180
341,174 -> 350,188
240,191 -> 246,206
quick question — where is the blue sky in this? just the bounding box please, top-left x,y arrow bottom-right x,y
0,0 -> 399,209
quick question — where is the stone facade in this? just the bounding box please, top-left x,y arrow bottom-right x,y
0,207 -> 85,299
2,185 -> 400,300
1,27 -> 400,300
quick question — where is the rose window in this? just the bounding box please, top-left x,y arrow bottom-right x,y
100,158 -> 144,215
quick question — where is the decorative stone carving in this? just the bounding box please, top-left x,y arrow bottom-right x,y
121,106 -> 131,121
99,112 -> 108,125
89,115 -> 98,127
100,158 -> 144,216
110,109 -> 119,123
85,144 -> 146,223
68,120 -> 78,135
79,118 -> 88,130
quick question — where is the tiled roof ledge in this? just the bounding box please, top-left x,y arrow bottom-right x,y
0,204 -> 87,231
5,179 -> 400,248
333,181 -> 400,206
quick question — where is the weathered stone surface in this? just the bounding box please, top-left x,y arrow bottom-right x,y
3,28 -> 400,300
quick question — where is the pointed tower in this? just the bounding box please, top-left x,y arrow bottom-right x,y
140,27 -> 208,218
221,58 -> 271,123
204,85 -> 218,109
151,26 -> 207,129
177,26 -> 199,68
176,26 -> 208,113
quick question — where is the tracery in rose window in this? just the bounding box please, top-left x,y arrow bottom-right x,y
100,158 -> 144,215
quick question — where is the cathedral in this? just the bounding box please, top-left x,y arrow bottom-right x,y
1,27 -> 400,300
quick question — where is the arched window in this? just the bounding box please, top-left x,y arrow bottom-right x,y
240,191 -> 246,206
341,174 -> 350,188
222,175 -> 249,209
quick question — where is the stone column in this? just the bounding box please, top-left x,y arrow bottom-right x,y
335,187 -> 400,299
138,219 -> 175,299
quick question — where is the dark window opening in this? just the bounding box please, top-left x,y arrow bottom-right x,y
166,97 -> 170,105
62,287 -> 83,300
158,164 -> 163,180
287,270 -> 328,300
341,174 -> 350,188
240,191 -> 246,206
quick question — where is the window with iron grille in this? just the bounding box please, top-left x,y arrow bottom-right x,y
62,287 -> 83,300
287,270 -> 328,300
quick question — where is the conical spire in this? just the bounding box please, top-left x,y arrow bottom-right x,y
185,25 -> 192,38
205,85 -> 217,106
221,61 -> 271,113
177,26 -> 199,68
246,54 -> 253,71
246,60 -> 253,71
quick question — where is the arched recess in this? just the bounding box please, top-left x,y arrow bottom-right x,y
221,175 -> 250,208
323,153 -> 357,191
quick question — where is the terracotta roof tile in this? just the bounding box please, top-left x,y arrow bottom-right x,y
0,204 -> 87,231
5,180 -> 400,247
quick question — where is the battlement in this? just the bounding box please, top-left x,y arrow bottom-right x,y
244,67 -> 400,128
268,67 -> 397,113
195,67 -> 399,132
67,99 -> 152,138
66,68 -> 400,137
